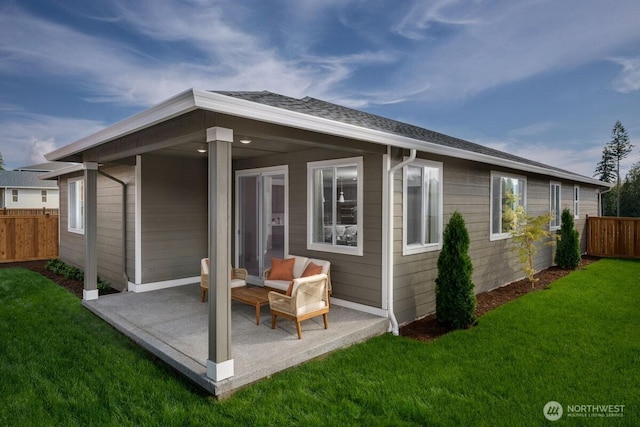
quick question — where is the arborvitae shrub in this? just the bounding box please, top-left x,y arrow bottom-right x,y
435,211 -> 477,329
555,208 -> 581,269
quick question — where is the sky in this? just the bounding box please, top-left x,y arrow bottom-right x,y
1,0 -> 640,178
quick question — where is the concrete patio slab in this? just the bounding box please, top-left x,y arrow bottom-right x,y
83,284 -> 388,397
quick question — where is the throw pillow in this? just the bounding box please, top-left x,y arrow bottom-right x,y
268,257 -> 295,281
301,262 -> 323,277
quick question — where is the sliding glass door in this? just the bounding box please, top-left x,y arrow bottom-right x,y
236,166 -> 288,284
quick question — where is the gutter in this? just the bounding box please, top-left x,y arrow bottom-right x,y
386,147 -> 416,335
597,186 -> 614,216
97,170 -> 129,290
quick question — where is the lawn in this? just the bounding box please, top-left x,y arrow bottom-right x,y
0,258 -> 638,426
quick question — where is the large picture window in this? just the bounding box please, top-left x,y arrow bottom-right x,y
68,178 -> 84,234
403,160 -> 443,255
490,172 -> 526,240
307,157 -> 363,255
550,182 -> 561,230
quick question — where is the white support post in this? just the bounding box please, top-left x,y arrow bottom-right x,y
205,127 -> 234,382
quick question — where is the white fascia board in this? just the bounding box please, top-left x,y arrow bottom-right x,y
45,89 -> 198,162
43,87 -> 610,188
39,164 -> 84,180
191,90 -> 610,188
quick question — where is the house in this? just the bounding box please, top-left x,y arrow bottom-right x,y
0,164 -> 62,210
41,89 -> 611,383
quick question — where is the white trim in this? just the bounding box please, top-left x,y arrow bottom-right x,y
307,156 -> 363,256
402,158 -> 443,255
550,181 -> 561,231
135,156 -> 142,284
127,275 -> 199,293
207,358 -> 234,382
489,171 -> 527,241
44,88 -> 610,188
83,289 -> 99,301
573,185 -> 580,219
39,163 -> 83,180
330,297 -> 388,317
67,177 -> 84,234
381,153 -> 390,311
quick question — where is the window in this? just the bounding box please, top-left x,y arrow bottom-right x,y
573,185 -> 580,219
68,178 -> 84,234
307,157 -> 363,255
42,190 -> 47,203
403,160 -> 443,255
11,190 -> 18,203
550,182 -> 561,230
490,172 -> 526,240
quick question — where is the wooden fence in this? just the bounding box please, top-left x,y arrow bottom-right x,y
0,208 -> 59,216
587,216 -> 640,259
0,215 -> 59,262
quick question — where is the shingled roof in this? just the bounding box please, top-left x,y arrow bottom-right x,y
0,170 -> 58,188
214,90 -> 585,178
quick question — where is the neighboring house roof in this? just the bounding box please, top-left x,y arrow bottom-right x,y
0,170 -> 58,189
15,162 -> 76,173
44,88 -> 611,187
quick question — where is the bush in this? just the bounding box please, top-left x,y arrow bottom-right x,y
555,208 -> 581,269
45,258 -> 112,294
435,211 -> 477,329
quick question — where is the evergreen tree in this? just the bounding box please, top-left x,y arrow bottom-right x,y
620,162 -> 640,217
594,146 -> 615,183
554,208 -> 581,269
607,121 -> 633,216
435,211 -> 476,329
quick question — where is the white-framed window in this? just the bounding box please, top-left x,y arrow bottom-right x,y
573,185 -> 580,219
11,190 -> 18,203
42,190 -> 47,203
550,181 -> 561,230
490,171 -> 526,240
68,178 -> 84,234
307,157 -> 363,256
402,159 -> 443,255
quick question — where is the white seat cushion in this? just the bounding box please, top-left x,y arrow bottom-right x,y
263,279 -> 290,292
230,278 -> 246,288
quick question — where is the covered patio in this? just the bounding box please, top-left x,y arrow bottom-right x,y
83,283 -> 388,398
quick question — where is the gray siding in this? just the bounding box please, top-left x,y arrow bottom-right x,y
235,148 -> 384,307
140,154 -> 208,283
58,164 -> 136,290
392,155 -> 601,325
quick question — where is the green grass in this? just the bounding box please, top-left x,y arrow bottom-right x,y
1,259 -> 639,426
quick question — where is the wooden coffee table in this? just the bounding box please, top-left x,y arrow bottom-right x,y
231,286 -> 271,325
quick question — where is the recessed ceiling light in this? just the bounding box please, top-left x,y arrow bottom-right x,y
240,139 -> 252,144
197,148 -> 207,153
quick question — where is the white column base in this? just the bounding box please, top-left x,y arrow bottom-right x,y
207,358 -> 234,382
83,289 -> 99,301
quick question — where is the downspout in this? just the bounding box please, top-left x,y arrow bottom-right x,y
97,170 -> 129,290
386,147 -> 416,335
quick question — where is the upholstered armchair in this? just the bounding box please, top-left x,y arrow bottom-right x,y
268,273 -> 330,339
200,258 -> 248,302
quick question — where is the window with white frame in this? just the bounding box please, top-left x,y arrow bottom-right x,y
490,172 -> 526,240
573,185 -> 580,219
68,178 -> 84,234
307,157 -> 363,255
42,190 -> 47,203
550,182 -> 561,230
11,190 -> 18,203
403,160 -> 443,255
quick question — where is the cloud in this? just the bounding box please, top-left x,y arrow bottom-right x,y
611,57 -> 640,93
392,0 -> 640,101
0,112 -> 105,169
507,122 -> 556,138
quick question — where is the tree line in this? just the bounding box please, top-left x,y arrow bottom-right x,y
594,120 -> 639,217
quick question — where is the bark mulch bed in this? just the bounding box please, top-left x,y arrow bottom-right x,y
399,256 -> 601,342
1,257 -> 601,342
